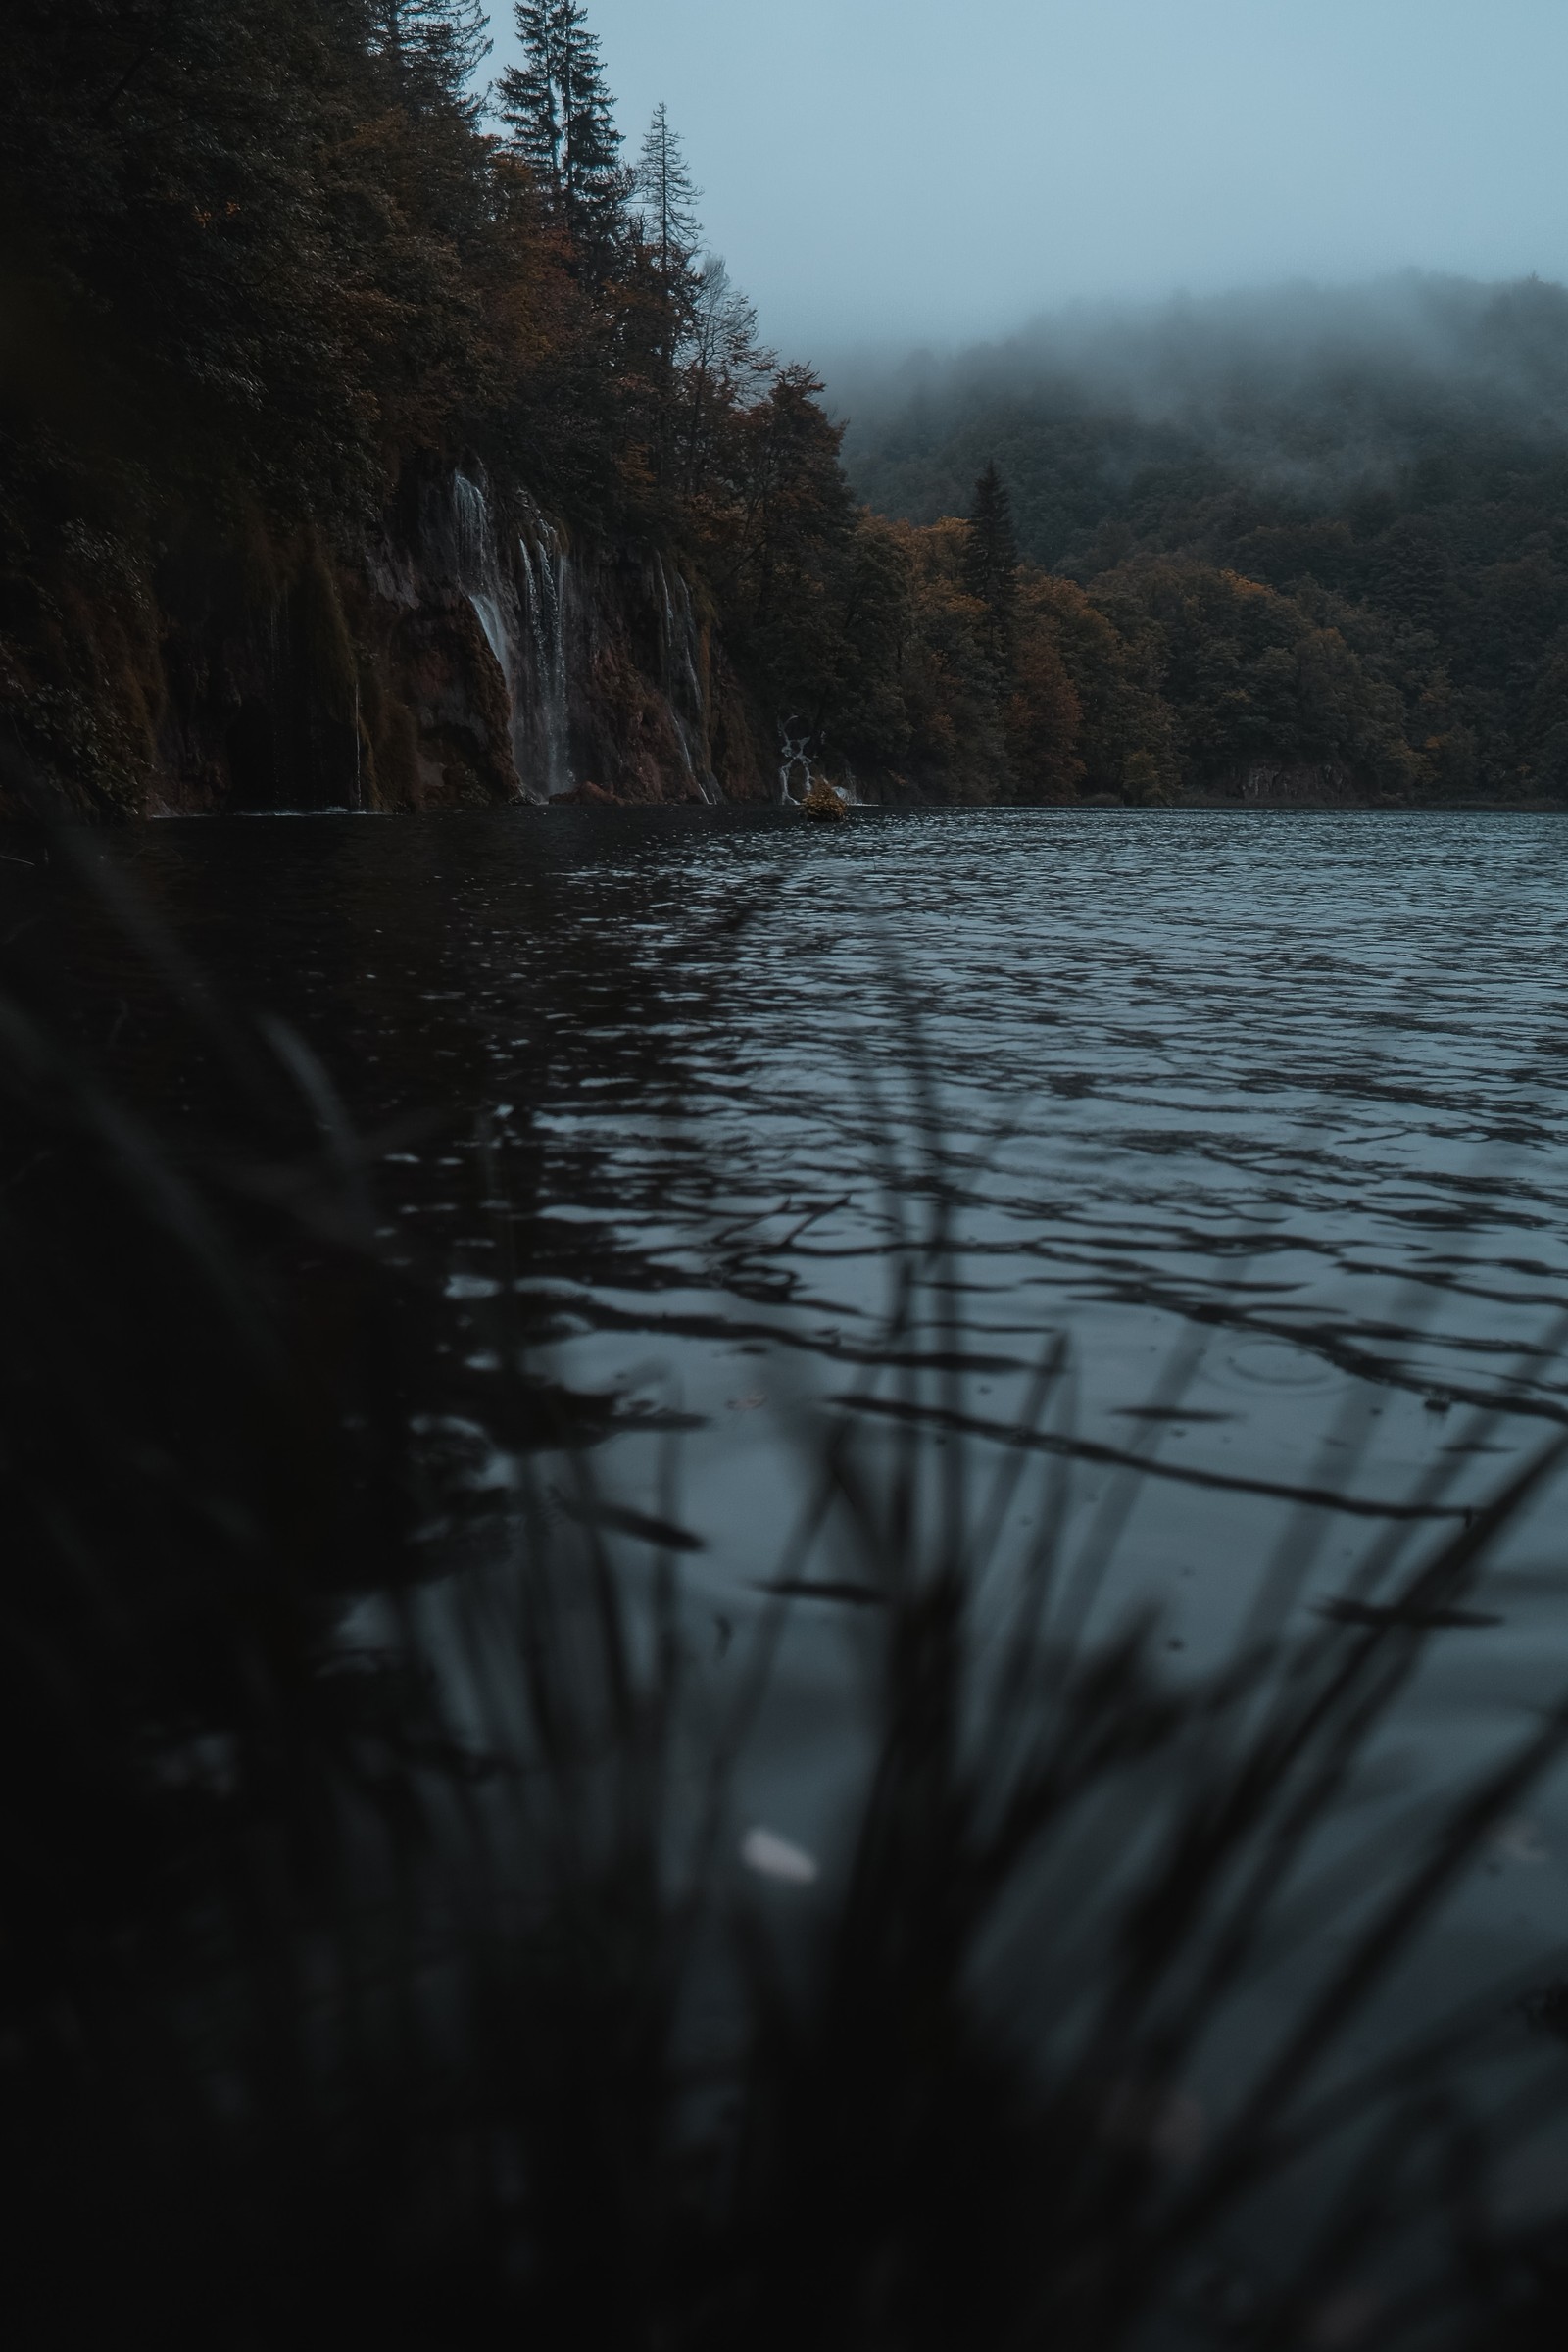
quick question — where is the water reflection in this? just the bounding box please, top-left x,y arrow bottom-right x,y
50,806 -> 1568,1510
24,801 -> 1568,2310
39,809 -> 1568,1719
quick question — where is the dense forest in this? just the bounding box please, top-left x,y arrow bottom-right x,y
841,277 -> 1568,805
6,8 -> 1568,809
0,0 -> 876,811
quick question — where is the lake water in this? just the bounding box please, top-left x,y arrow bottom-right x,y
59,805 -> 1568,1485
39,803 -> 1568,2121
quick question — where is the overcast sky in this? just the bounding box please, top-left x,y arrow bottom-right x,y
488,1 -> 1568,359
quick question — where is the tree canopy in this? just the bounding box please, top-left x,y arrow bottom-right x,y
633,103 -> 702,274
964,461 -> 1019,677
844,286 -> 1568,800
367,0 -> 491,114
498,1 -> 625,266
4,9 -> 1566,810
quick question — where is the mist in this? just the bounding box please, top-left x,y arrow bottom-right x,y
827,272 -> 1568,505
494,0 -> 1568,355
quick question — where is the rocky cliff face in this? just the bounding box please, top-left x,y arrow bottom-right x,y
1,461 -> 776,817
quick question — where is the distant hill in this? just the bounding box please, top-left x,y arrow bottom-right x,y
834,277 -> 1568,801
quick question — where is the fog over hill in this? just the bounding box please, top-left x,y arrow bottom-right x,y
816,275 -> 1568,806
833,274 -> 1568,555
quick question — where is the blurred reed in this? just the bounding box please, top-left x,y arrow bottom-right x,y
2,755 -> 1568,2349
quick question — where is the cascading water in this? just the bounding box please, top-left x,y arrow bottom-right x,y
451,470 -> 530,787
519,526 -> 572,798
778,716 -> 814,804
653,554 -> 718,803
776,716 -> 852,806
448,472 -> 720,805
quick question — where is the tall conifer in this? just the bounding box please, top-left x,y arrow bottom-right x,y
499,2 -> 626,263
368,0 -> 490,114
964,460 -> 1020,675
631,103 -> 703,473
633,103 -> 702,272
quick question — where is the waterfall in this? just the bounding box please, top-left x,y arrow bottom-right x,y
467,592 -> 511,675
448,472 -> 720,806
777,717 -> 852,806
519,526 -> 572,798
451,470 -> 529,785
450,469 -> 577,799
653,553 -> 719,804
778,716 -> 814,804
452,471 -> 511,671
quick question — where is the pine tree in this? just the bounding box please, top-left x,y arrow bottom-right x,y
629,104 -> 703,475
368,0 -> 491,115
633,103 -> 701,273
964,461 -> 1019,675
498,2 -> 626,263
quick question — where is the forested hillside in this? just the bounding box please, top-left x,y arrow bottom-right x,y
7,11 -> 1568,810
0,1 -> 892,811
841,278 -> 1568,804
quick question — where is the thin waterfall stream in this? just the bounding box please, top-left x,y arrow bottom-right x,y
520,525 -> 572,799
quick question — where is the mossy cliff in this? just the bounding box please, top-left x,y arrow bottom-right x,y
0,464 -> 774,815
15,7 -> 1548,819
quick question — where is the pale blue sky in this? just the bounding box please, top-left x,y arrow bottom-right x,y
488,2 -> 1568,356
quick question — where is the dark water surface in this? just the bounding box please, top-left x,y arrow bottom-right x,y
41,803 -> 1568,2026
59,808 -> 1568,1439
